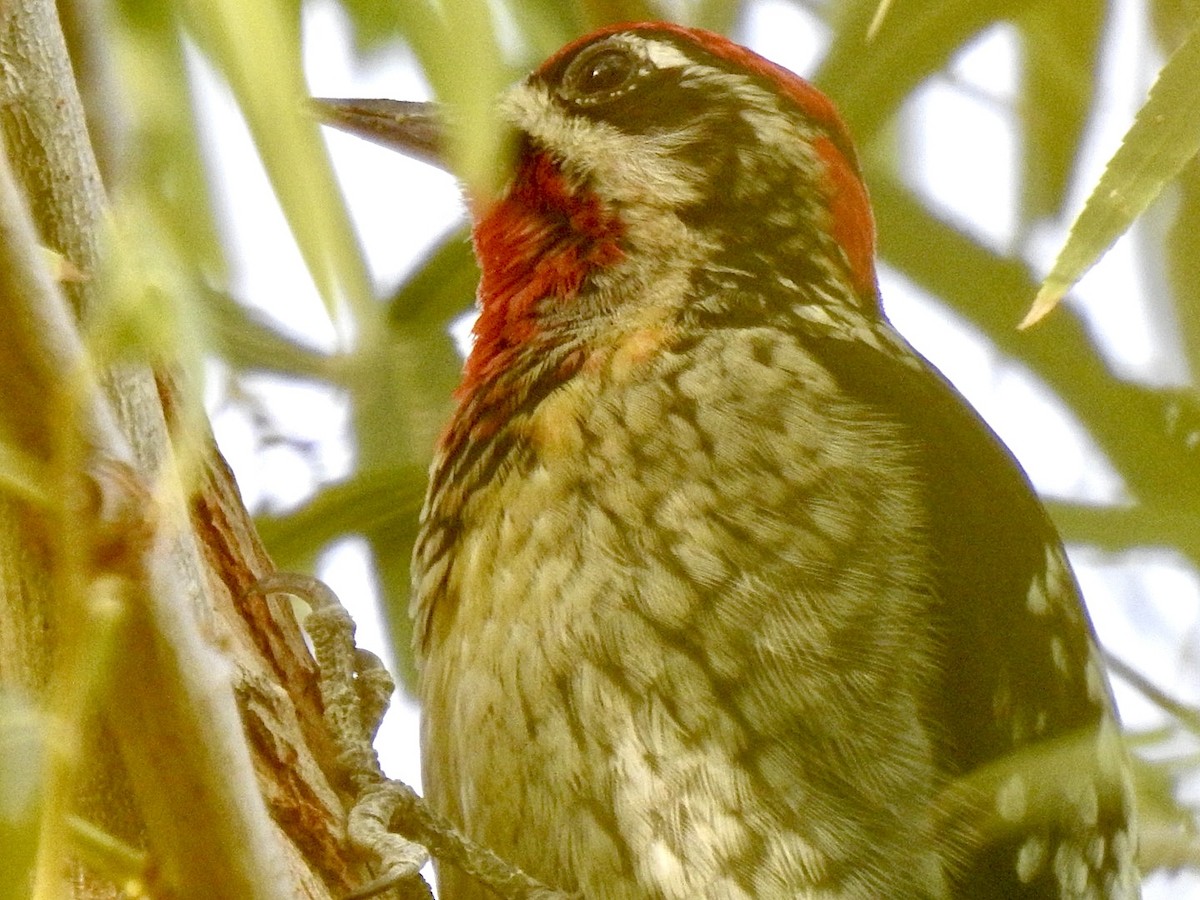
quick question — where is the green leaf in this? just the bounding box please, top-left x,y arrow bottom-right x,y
353,233 -> 476,485
1015,1 -> 1105,224
339,0 -> 405,50
506,0 -> 587,58
817,0 -> 1031,146
691,0 -> 743,36
111,3 -> 224,276
1024,23 -> 1200,327
385,227 -> 478,327
869,167 -> 1200,510
181,0 -> 376,336
576,0 -> 659,28
401,0 -> 511,199
256,466 -> 428,569
204,287 -> 334,381
1165,159 -> 1200,374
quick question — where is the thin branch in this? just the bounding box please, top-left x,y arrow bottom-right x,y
1042,501 -> 1200,564
56,0 -> 129,185
1105,651 -> 1200,736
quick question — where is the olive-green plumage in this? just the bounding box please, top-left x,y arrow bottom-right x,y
385,22 -> 1138,900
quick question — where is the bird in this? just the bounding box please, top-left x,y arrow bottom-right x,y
316,21 -> 1140,900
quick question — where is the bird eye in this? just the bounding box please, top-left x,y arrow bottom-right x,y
558,39 -> 645,106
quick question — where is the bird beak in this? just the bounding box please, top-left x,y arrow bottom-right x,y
310,98 -> 447,171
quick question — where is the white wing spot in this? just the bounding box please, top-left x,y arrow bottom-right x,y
1052,844 -> 1091,898
1085,649 -> 1107,704
1072,782 -> 1100,827
1027,574 -> 1050,615
1016,834 -> 1047,883
996,773 -> 1028,822
1044,546 -> 1071,599
1034,709 -> 1049,735
1050,635 -> 1069,674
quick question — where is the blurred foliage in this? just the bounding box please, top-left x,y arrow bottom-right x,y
72,0 -> 1200,881
1024,19 -> 1200,324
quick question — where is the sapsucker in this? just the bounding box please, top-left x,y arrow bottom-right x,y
318,22 -> 1140,900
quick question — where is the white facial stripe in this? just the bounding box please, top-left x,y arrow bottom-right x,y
499,82 -> 707,207
503,44 -> 824,205
638,38 -> 694,71
635,35 -> 819,138
635,35 -> 832,192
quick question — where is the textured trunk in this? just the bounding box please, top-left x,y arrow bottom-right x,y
0,0 -> 363,896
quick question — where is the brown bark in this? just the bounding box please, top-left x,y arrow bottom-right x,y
0,0 -> 371,895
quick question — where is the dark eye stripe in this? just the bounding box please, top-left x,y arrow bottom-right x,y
537,26 -> 863,178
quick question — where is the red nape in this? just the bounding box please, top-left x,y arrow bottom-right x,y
813,136 -> 877,300
460,150 -> 625,400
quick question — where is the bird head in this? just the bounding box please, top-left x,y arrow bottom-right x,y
316,23 -> 877,399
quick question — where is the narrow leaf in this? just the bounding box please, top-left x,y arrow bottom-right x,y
818,0 -> 1026,145
182,0 -> 376,338
1022,24 -> 1200,327
1016,2 -> 1105,225
402,0 -> 511,201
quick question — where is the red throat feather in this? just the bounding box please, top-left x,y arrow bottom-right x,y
461,149 -> 624,403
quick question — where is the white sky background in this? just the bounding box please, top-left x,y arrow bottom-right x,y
196,0 -> 1199,894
